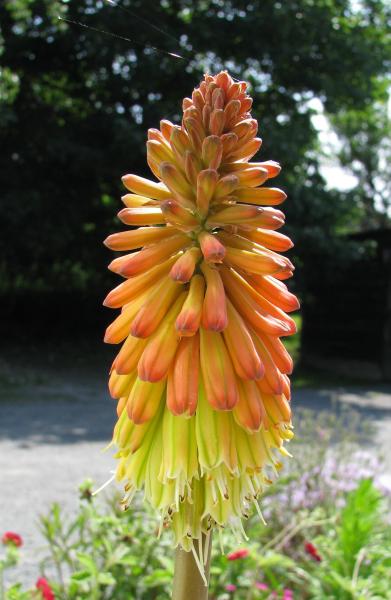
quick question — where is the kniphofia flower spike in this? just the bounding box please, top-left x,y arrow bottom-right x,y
104,71 -> 299,561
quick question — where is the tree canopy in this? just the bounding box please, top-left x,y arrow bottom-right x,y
1,0 -> 390,294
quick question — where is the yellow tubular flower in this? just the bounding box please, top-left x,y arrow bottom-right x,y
104,71 -> 300,556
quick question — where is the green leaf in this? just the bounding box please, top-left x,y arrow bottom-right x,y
328,572 -> 355,593
76,552 -> 98,574
97,572 -> 116,586
70,570 -> 91,582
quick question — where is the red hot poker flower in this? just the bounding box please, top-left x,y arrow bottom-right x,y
2,532 -> 23,547
105,71 -> 299,559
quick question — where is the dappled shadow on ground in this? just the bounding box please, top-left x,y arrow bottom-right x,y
0,384 -> 115,445
0,346 -> 116,444
1,371 -> 391,446
0,339 -> 119,444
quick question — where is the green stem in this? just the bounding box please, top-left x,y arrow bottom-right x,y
172,533 -> 212,600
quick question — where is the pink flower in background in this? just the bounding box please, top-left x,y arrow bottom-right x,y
304,541 -> 322,562
283,589 -> 294,599
255,582 -> 269,591
227,548 -> 249,561
36,578 -> 55,600
1,532 -> 23,547
225,584 -> 237,592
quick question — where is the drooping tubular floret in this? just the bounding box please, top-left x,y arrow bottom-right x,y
104,71 -> 299,555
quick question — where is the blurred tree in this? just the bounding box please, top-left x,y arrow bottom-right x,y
332,98 -> 391,227
0,0 -> 390,297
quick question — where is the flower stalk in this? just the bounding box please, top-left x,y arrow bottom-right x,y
172,533 -> 212,600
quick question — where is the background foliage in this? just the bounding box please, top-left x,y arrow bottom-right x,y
1,0 -> 390,309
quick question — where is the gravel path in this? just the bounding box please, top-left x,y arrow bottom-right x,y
0,369 -> 116,587
1,364 -> 391,588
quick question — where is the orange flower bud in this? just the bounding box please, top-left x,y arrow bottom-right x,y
241,228 -> 293,252
197,169 -> 218,215
161,200 -> 199,229
223,99 -> 241,126
137,293 -> 186,382
184,151 -> 202,186
104,226 -> 175,251
200,328 -> 239,410
228,137 -> 262,162
121,194 -> 156,208
252,335 -> 284,395
146,139 -> 174,164
175,275 -> 205,336
235,187 -> 287,206
109,370 -> 136,399
126,377 -> 165,424
200,262 -> 228,332
104,289 -> 150,344
235,167 -> 269,188
207,204 -> 260,226
224,247 -> 289,276
170,126 -> 192,157
117,207 -> 165,227
233,379 -> 266,432
103,257 -> 176,308
258,333 -> 293,375
261,393 -> 291,424
160,162 -> 194,206
167,335 -> 200,416
249,274 -> 300,313
170,247 -> 201,282
114,335 -> 148,375
198,231 -> 226,263
122,174 -> 170,200
202,135 -> 223,169
131,278 -> 182,339
108,235 -> 188,277
213,174 -> 239,200
223,300 -> 264,380
209,108 -> 225,135
221,132 -> 238,155
160,119 -> 175,140
183,117 -> 203,153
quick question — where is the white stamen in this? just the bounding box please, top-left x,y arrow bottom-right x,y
191,544 -> 207,586
237,518 -> 249,541
92,473 -> 115,496
253,498 -> 267,525
101,440 -> 114,452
